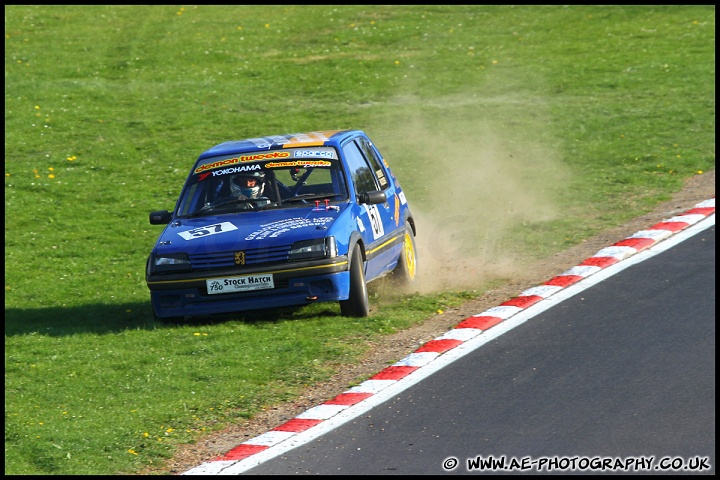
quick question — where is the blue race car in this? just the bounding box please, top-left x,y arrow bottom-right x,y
146,130 -> 417,321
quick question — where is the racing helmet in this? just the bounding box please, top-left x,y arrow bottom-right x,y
230,171 -> 265,199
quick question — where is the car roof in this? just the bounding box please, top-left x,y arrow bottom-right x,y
197,129 -> 364,160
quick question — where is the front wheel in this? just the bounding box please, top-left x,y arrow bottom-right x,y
339,246 -> 369,317
152,302 -> 185,324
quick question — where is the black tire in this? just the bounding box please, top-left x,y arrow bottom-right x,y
392,221 -> 418,286
152,304 -> 184,324
157,315 -> 185,324
339,246 -> 369,317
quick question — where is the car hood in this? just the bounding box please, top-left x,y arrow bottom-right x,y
153,205 -> 349,255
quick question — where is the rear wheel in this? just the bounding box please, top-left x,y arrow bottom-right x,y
392,222 -> 418,286
339,246 -> 369,317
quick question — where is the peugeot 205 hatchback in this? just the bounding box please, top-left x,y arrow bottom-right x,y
146,130 -> 417,321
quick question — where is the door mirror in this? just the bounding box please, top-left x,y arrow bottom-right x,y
149,210 -> 172,225
358,191 -> 387,205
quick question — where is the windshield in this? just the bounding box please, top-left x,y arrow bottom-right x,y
175,147 -> 349,218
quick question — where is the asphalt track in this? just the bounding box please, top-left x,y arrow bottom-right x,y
183,198 -> 715,475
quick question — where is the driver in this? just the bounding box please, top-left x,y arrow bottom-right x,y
230,172 -> 265,199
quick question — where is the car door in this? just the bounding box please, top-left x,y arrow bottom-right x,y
341,136 -> 403,281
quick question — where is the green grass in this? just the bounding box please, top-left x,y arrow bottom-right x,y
5,5 -> 715,475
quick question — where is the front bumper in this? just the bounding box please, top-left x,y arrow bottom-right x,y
147,257 -> 349,318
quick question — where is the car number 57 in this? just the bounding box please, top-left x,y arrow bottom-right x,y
178,221 -> 238,240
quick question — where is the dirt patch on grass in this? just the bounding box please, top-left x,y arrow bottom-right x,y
141,170 -> 714,475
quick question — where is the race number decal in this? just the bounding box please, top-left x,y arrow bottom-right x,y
178,221 -> 238,240
363,204 -> 384,240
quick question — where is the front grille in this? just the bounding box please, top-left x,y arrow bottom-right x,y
189,244 -> 292,269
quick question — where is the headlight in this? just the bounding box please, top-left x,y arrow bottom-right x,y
151,253 -> 191,273
288,237 -> 337,262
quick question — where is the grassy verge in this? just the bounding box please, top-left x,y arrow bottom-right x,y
5,5 -> 714,474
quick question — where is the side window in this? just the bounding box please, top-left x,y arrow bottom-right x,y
342,140 -> 377,194
357,137 -> 389,190
176,184 -> 201,216
177,179 -> 217,216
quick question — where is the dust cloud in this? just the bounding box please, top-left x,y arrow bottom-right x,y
368,94 -> 571,293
